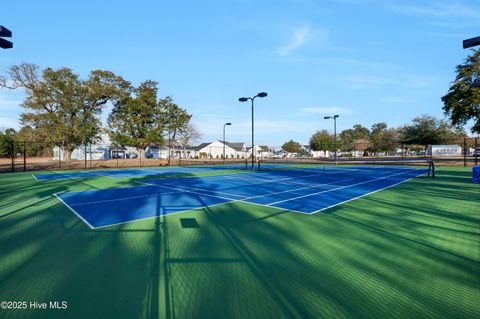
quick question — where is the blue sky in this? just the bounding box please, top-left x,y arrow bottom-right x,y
1,0 -> 479,146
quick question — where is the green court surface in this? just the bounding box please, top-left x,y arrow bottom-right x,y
0,167 -> 479,319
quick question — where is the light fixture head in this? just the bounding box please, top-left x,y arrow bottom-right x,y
239,97 -> 248,102
257,92 -> 268,98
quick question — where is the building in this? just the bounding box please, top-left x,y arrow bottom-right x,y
194,141 -> 247,159
247,145 -> 271,159
145,145 -> 169,159
53,133 -> 139,160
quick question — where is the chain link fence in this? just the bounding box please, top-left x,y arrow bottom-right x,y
0,138 -> 478,173
263,137 -> 479,167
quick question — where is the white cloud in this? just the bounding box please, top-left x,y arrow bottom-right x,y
302,107 -> 354,115
277,25 -> 312,56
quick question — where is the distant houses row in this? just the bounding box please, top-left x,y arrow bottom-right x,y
52,134 -> 279,161
52,133 -> 468,161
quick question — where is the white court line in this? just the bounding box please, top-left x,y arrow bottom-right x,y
89,171 -> 117,179
308,173 -> 424,215
31,174 -> 39,181
147,170 -> 331,197
266,168 -> 423,206
54,193 -> 95,229
68,190 -> 181,206
241,178 -> 354,201
56,167 -> 425,229
159,183 -> 248,199
137,181 -> 239,202
207,170 -> 332,187
92,197 -> 240,229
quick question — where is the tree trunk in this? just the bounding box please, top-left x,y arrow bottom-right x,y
63,148 -> 74,161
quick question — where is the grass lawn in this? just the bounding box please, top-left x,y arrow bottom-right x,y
0,166 -> 479,319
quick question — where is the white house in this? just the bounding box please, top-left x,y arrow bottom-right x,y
194,141 -> 246,159
247,145 -> 271,159
53,133 -> 140,160
145,146 -> 169,159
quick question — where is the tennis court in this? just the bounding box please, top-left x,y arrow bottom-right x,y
32,163 -> 264,180
1,165 -> 479,319
52,165 -> 427,228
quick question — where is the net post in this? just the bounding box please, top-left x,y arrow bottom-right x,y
428,160 -> 435,179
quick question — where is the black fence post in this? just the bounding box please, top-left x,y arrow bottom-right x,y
475,137 -> 478,166
463,137 -> 467,167
10,140 -> 14,172
23,141 -> 26,172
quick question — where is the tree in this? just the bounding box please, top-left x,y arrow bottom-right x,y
108,83 -> 192,160
339,124 -> 369,151
369,122 -> 399,154
282,140 -> 302,153
401,115 -> 465,150
14,126 -> 51,156
309,130 -> 334,157
441,49 -> 480,133
158,96 -> 192,157
1,63 -> 130,160
177,123 -> 201,158
108,80 -> 163,156
0,128 -> 16,156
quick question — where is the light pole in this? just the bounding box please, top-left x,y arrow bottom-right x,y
168,115 -> 177,166
239,92 -> 267,170
223,122 -> 232,164
324,115 -> 339,162
83,110 -> 88,169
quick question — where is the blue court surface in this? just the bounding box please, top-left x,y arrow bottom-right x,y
33,163 -> 267,180
54,165 -> 427,229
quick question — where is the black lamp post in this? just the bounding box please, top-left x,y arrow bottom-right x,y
239,92 -> 267,170
223,122 -> 232,163
324,115 -> 339,162
83,113 -> 87,169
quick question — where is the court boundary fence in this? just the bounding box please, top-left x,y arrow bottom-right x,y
0,138 -> 478,173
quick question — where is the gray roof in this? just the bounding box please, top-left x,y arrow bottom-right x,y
194,141 -> 245,152
194,143 -> 211,152
225,142 -> 245,151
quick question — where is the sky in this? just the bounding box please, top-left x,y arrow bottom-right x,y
0,0 -> 479,146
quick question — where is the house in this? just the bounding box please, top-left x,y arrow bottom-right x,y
247,145 -> 271,159
145,146 -> 169,159
194,141 -> 246,159
53,133 -> 112,160
53,133 -> 140,160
